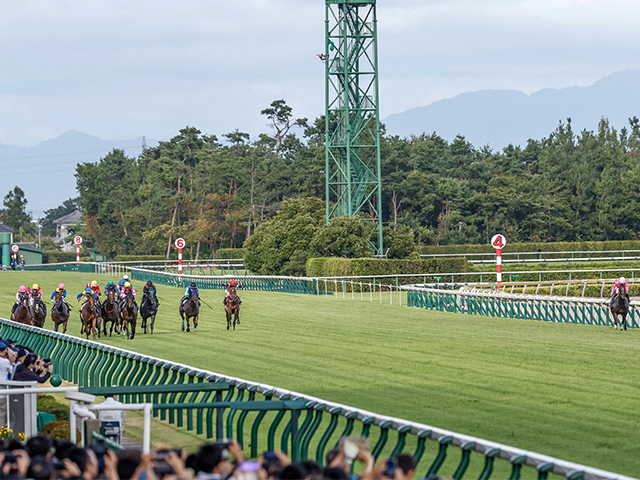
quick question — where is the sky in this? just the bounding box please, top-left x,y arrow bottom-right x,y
1,0 -> 640,147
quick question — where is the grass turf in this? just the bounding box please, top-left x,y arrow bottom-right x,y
0,271 -> 639,477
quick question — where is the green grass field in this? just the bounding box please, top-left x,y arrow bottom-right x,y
1,271 -> 639,478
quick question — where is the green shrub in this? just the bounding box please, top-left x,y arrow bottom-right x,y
306,257 -> 468,277
41,420 -> 78,441
420,240 -> 640,257
43,252 -> 89,263
215,248 -> 246,260
115,255 -> 166,262
37,395 -> 69,421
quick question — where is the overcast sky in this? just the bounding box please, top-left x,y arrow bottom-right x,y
1,0 -> 640,147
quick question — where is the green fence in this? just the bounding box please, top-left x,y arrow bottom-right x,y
130,268 -> 318,295
406,287 -> 638,328
0,318 -> 634,480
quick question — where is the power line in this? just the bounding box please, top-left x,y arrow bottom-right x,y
0,144 -> 143,163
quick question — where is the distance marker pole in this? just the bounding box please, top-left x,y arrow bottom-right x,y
178,248 -> 183,275
76,243 -> 80,263
496,247 -> 502,285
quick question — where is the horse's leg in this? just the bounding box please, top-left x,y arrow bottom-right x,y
186,315 -> 190,332
194,315 -> 198,332
181,310 -> 185,331
131,319 -> 136,340
226,310 -> 231,330
623,313 -> 628,331
151,314 -> 155,334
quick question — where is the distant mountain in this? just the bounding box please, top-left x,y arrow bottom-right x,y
383,69 -> 640,150
0,131 -> 156,217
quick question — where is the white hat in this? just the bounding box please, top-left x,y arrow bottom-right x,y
620,277 -> 626,284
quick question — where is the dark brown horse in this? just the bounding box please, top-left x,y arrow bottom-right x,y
225,287 -> 240,330
80,294 -> 100,340
31,296 -> 47,328
180,295 -> 199,332
51,291 -> 70,333
120,291 -> 138,340
11,293 -> 32,325
611,287 -> 630,330
102,289 -> 120,337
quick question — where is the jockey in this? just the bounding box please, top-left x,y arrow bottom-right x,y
611,276 -> 630,305
11,286 -> 30,313
223,279 -> 243,306
30,283 -> 43,301
142,281 -> 159,308
86,280 -> 102,297
120,274 -> 131,287
181,282 -> 200,307
77,287 -> 98,303
117,279 -> 126,296
120,282 -> 136,300
50,283 -> 70,310
105,280 -> 118,297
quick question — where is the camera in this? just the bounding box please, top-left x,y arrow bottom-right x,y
153,449 -> 182,477
383,458 -> 397,478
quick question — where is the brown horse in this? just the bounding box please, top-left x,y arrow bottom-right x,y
31,296 -> 47,328
180,295 -> 199,332
225,287 -> 240,330
80,294 -> 100,340
102,289 -> 120,337
11,293 -> 32,325
51,291 -> 70,333
120,291 -> 138,340
611,287 -> 630,331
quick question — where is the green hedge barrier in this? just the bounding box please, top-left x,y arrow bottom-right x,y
114,255 -> 166,262
420,240 -> 640,257
215,248 -> 246,260
306,257 -> 468,277
43,252 -> 91,263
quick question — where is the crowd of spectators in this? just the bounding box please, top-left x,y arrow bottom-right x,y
0,434 -> 453,480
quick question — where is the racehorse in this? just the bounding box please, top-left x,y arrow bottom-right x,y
120,291 -> 138,340
11,293 -> 32,325
140,290 -> 158,334
224,286 -> 240,330
611,285 -> 630,330
180,295 -> 199,332
80,294 -> 100,340
31,296 -> 47,328
51,291 -> 70,333
102,289 -> 120,337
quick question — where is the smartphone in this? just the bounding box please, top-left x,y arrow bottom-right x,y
263,451 -> 279,464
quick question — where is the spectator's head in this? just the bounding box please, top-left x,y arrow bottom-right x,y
26,456 -> 52,480
24,354 -> 38,369
53,441 -> 76,460
16,349 -> 26,363
67,447 -> 89,473
195,444 -> 223,474
395,454 -> 415,480
27,435 -> 53,458
325,448 -> 339,466
301,460 -> 321,477
117,449 -> 142,480
0,341 -> 9,358
281,463 -> 310,480
323,466 -> 349,479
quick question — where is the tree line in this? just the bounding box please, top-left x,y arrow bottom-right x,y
6,100 -> 636,260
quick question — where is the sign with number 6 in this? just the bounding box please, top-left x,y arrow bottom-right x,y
175,238 -> 185,249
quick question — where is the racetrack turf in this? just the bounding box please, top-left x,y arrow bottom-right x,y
0,271 -> 639,478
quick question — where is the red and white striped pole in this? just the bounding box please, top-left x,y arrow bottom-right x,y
74,236 -> 82,263
491,234 -> 506,287
175,238 -> 185,275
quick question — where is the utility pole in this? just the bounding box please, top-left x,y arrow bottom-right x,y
325,0 -> 384,256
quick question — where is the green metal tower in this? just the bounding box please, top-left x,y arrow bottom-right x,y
325,0 -> 383,256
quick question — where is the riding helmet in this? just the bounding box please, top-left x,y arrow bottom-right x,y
230,280 -> 236,287
107,280 -> 114,286
91,280 -> 98,287
620,277 -> 626,284
190,282 -> 196,288
18,286 -> 26,293
85,287 -> 92,293
32,283 -> 39,290
123,275 -> 129,280
147,281 -> 153,286
58,283 -> 65,290
124,282 -> 132,288
118,279 -> 125,286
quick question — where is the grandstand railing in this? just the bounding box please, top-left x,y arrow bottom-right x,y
0,319 -> 635,480
421,249 -> 640,263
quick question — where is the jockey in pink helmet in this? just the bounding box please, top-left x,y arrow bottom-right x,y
12,286 -> 29,314
611,276 -> 630,306
50,283 -> 70,309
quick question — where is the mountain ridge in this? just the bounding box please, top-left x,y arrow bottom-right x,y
383,68 -> 640,149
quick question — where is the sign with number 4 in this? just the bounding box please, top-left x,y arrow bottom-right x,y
491,234 -> 506,250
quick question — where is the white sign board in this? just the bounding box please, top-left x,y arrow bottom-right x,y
175,238 -> 185,249
74,236 -> 83,245
491,234 -> 506,250
11,245 -> 19,253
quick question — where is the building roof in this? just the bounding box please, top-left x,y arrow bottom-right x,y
0,223 -> 15,233
53,210 -> 83,225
